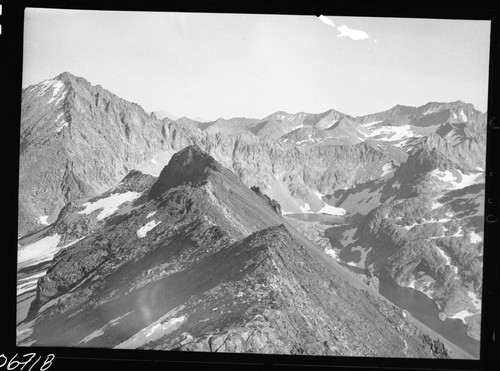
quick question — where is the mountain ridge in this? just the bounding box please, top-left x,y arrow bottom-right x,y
17,73 -> 486,357
18,147 -> 465,358
18,71 -> 485,237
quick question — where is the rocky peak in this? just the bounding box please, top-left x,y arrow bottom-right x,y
251,186 -> 282,216
386,104 -> 418,116
148,145 -> 226,199
406,144 -> 452,173
54,71 -> 77,84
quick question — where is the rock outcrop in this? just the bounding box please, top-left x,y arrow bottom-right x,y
19,148 -> 457,358
17,73 -> 486,358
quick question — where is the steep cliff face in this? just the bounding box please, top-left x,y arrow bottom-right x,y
18,147 -> 454,358
19,72 -> 169,236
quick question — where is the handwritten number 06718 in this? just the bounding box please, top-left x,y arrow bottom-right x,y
0,353 -> 54,371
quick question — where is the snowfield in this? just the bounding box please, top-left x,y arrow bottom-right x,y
381,163 -> 394,177
115,307 -> 186,349
47,81 -> 65,104
449,310 -> 476,324
366,124 -> 420,142
448,292 -> 480,324
17,271 -> 47,296
324,247 -> 338,260
299,203 -> 312,213
18,236 -> 86,271
38,215 -> 50,225
318,203 -> 347,216
459,110 -> 468,122
431,201 -> 444,210
78,191 -> 142,220
137,220 -> 162,238
18,234 -> 61,269
36,79 -> 59,97
431,169 -> 483,190
469,230 -> 482,243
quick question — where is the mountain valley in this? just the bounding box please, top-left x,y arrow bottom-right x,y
17,72 -> 487,359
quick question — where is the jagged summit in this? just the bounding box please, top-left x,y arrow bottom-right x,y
54,71 -> 77,82
148,145 -> 229,199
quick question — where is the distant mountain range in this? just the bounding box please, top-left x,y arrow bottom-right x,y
18,72 -> 485,237
17,72 -> 485,357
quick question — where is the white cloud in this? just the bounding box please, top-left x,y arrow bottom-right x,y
337,24 -> 369,41
318,15 -> 335,28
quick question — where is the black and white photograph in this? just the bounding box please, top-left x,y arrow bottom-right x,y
14,3 -> 494,364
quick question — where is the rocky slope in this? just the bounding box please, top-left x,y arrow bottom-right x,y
325,141 -> 485,341
21,73 -> 484,238
18,146 -> 460,358
18,73 -> 400,236
18,72 -> 486,356
19,72 -> 173,236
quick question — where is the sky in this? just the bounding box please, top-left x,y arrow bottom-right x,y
22,8 -> 491,121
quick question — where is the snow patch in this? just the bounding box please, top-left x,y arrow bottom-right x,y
300,203 -> 312,213
450,226 -> 463,238
115,314 -> 187,349
459,110 -> 468,122
422,106 -> 442,115
78,329 -> 104,344
434,245 -> 451,266
318,203 -> 346,216
17,271 -> 47,296
18,234 -> 61,269
469,230 -> 482,243
290,124 -> 304,131
393,139 -> 409,148
55,112 -> 64,122
367,125 -> 419,142
146,211 -> 157,219
431,169 -> 482,189
403,223 -> 419,231
53,91 -> 67,106
56,121 -> 68,133
78,192 -> 142,220
431,201 -> 444,210
137,220 -> 162,238
313,190 -> 324,200
449,310 -> 475,323
47,81 -> 65,104
324,247 -> 338,260
36,79 -> 56,97
381,163 -> 393,177
362,120 -> 382,127
38,215 -> 50,225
